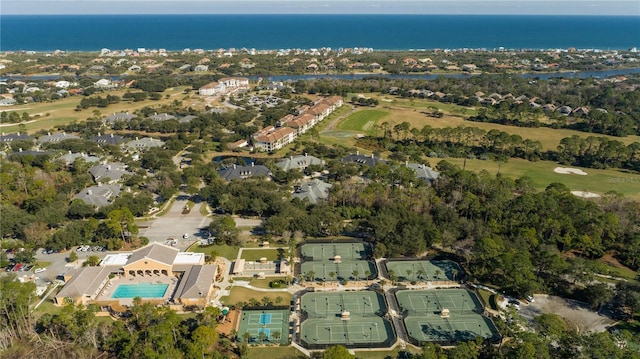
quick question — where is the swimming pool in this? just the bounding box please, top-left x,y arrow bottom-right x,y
111,283 -> 169,299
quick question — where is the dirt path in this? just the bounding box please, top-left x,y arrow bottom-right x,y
322,105 -> 357,132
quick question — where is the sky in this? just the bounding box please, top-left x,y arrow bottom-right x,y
1,0 -> 639,15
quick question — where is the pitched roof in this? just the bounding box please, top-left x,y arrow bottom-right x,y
57,152 -> 101,166
0,133 -> 34,142
125,137 -> 165,150
37,132 -> 80,144
341,154 -> 387,167
173,265 -> 217,300
276,154 -> 324,171
218,164 -> 272,181
56,266 -> 113,299
92,133 -> 126,145
88,162 -> 131,182
292,180 -> 332,204
406,163 -> 440,183
125,242 -> 179,267
104,112 -> 136,124
74,184 -> 121,208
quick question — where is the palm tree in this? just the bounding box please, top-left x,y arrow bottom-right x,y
435,269 -> 442,280
261,296 -> 271,306
417,269 -> 426,281
388,270 -> 397,283
307,271 -> 316,282
275,296 -> 283,305
406,269 -> 412,282
329,271 -> 336,282
452,269 -> 459,281
258,331 -> 267,344
272,330 -> 281,343
364,270 -> 371,281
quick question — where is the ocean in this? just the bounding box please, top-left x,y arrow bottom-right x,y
1,15 -> 638,52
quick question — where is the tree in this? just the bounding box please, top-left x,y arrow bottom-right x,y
271,330 -> 281,343
68,251 -> 78,263
208,215 -> 240,245
105,208 -> 138,242
324,345 -> 354,359
84,255 -> 101,267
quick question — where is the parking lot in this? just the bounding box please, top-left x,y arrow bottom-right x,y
139,196 -> 211,250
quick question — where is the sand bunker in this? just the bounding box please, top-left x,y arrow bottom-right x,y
571,191 -> 601,198
554,167 -> 588,175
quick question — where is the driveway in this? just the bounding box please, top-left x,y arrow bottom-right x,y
519,294 -> 615,333
139,196 -> 211,250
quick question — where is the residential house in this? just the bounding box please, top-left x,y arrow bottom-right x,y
341,153 -> 387,167
94,78 -> 112,88
557,106 -> 573,115
88,162 -> 131,183
149,113 -> 176,121
104,112 -> 137,125
74,184 -> 122,208
276,154 -> 324,172
124,137 -> 165,152
92,133 -> 126,145
0,98 -> 16,106
1,132 -> 33,143
57,151 -> 101,166
405,163 -> 440,184
292,179 -> 332,204
37,132 -> 80,144
194,65 -> 209,72
217,163 -> 272,181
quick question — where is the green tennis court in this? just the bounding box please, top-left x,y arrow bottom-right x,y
395,288 -> 483,315
385,260 -> 463,282
301,242 -> 372,261
301,291 -> 386,318
237,309 -> 289,344
300,317 -> 395,348
300,260 -> 377,281
396,288 -> 500,344
404,314 -> 499,343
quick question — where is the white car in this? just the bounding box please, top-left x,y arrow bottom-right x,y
182,233 -> 189,239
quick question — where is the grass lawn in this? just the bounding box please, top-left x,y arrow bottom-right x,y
219,287 -> 292,308
243,277 -> 290,289
337,109 -> 389,134
241,248 -> 286,261
2,86 -> 191,134
246,346 -> 305,359
334,94 -> 640,151
34,300 -> 62,315
477,288 -> 494,310
190,243 -> 240,260
439,157 -> 640,200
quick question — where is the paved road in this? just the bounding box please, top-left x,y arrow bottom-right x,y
139,196 -> 211,250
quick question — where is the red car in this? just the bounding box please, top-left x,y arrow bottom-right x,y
13,263 -> 23,271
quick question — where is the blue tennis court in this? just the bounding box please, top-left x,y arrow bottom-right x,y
238,309 -> 290,344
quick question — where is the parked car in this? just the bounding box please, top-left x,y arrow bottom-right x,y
526,295 -> 534,302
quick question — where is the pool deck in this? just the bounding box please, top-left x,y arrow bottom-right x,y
94,274 -> 178,307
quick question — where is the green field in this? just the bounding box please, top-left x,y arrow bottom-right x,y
241,248 -> 285,261
219,287 -> 292,308
337,110 -> 389,134
189,243 -> 240,260
0,86 -> 193,134
439,157 -> 640,200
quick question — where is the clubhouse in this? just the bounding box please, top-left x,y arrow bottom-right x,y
55,243 -> 217,309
